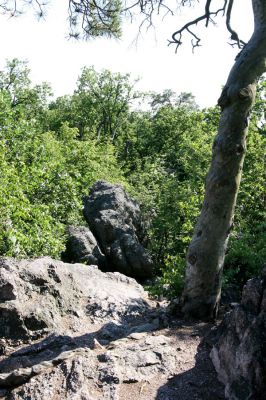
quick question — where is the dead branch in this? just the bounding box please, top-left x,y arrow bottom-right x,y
168,0 -> 246,51
169,0 -> 228,51
0,0 -> 246,50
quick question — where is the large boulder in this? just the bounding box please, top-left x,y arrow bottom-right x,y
211,268 -> 266,400
83,181 -> 153,280
62,225 -> 107,270
0,257 -> 180,400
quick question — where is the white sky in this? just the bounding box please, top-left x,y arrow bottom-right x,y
0,0 -> 254,107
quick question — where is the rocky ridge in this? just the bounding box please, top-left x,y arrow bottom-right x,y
1,211 -> 264,399
0,257 -> 224,400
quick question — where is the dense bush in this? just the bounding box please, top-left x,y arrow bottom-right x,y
0,61 -> 126,258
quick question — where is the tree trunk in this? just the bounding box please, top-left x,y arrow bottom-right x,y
182,0 -> 266,319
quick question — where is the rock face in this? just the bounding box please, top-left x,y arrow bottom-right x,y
211,268 -> 266,400
0,257 -> 178,400
83,181 -> 153,280
0,257 -> 150,341
62,225 -> 107,270
0,334 -> 177,400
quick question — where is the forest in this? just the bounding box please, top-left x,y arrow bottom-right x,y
0,58 -> 265,297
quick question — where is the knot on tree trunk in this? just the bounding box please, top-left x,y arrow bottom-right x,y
188,253 -> 197,266
236,143 -> 245,155
238,86 -> 253,102
218,84 -> 255,111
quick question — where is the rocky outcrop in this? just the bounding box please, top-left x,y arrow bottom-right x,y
211,268 -> 266,400
62,225 -> 107,270
0,334 -> 177,400
0,257 -> 180,400
83,181 -> 153,280
0,257 -> 150,341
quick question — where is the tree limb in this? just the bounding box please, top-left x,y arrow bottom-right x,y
226,0 -> 246,48
0,0 -> 247,49
169,0 -> 229,51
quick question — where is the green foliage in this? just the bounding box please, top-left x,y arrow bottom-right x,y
0,144 -> 65,258
224,223 -> 266,286
68,0 -> 122,39
148,255 -> 186,299
125,106 -> 215,263
0,59 -> 265,299
0,59 -> 52,126
149,90 -> 198,111
48,66 -> 137,141
0,61 -> 126,258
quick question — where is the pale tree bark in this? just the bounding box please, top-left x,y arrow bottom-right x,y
182,0 -> 266,319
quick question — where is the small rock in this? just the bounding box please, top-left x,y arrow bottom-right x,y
93,339 -> 105,350
62,225 -> 107,270
128,332 -> 146,340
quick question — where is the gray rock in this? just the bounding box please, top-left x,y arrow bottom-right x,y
0,332 -> 177,399
0,257 -> 150,342
83,181 -> 153,280
211,268 -> 266,400
0,272 -> 16,302
0,257 -> 177,400
62,225 -> 107,270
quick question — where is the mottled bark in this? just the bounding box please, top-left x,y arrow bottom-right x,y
182,0 -> 266,319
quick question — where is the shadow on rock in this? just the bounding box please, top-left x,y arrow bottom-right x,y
0,314 -> 177,399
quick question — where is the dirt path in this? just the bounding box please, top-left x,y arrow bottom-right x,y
119,319 -> 225,400
0,317 -> 225,400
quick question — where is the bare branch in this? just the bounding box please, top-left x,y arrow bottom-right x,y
0,0 -> 247,51
169,0 -> 228,51
0,0 -> 47,17
226,0 -> 246,49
